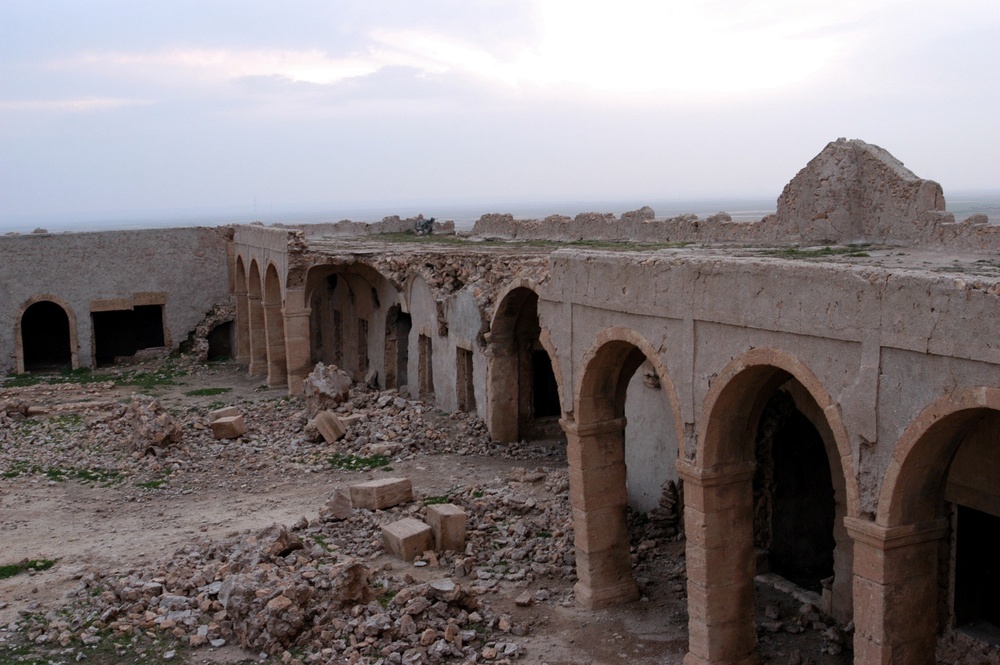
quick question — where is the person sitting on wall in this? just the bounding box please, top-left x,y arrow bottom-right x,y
415,215 -> 435,236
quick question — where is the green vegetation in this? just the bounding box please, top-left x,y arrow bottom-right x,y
327,453 -> 391,471
134,479 -> 168,489
761,243 -> 872,259
2,360 -> 187,390
0,559 -> 55,580
375,231 -> 693,251
183,387 -> 231,397
2,462 -> 120,485
376,589 -> 397,608
422,485 -> 461,506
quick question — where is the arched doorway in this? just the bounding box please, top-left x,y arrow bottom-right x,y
567,328 -> 683,609
488,286 -> 562,442
868,389 -> 1000,663
234,255 -> 250,364
304,263 -> 401,385
684,350 -> 855,665
247,260 -> 267,376
19,300 -> 74,372
263,263 -> 287,388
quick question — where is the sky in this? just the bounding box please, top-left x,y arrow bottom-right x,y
1,0 -> 999,230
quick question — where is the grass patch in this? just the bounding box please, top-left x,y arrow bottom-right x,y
2,360 -> 188,390
0,559 -> 55,580
761,243 -> 872,259
2,462 -> 120,485
327,453 -> 391,471
183,387 -> 231,397
374,231 -> 693,251
377,589 -> 397,608
423,486 -> 461,506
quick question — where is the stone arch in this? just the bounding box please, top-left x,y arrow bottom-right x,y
682,348 -> 857,665
487,282 -> 567,442
304,262 -> 402,384
263,262 -> 287,388
246,259 -> 267,376
565,326 -> 683,610
234,255 -> 250,363
855,388 -> 1000,663
15,295 -> 79,373
878,387 -> 1000,526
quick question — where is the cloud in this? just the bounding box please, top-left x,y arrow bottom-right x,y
0,97 -> 152,112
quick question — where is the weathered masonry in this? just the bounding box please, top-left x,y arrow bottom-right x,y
4,139 -> 1000,664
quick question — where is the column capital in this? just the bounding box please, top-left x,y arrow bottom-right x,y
282,308 -> 312,319
560,416 -> 627,438
843,517 -> 948,550
677,459 -> 755,487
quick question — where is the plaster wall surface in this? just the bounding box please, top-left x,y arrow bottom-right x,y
447,289 -> 489,419
625,360 -> 679,512
542,248 -> 1000,519
1,227 -> 231,373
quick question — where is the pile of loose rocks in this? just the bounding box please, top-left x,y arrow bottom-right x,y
15,455 -> 580,664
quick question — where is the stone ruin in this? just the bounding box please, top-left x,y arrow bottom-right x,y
3,138 -> 1000,665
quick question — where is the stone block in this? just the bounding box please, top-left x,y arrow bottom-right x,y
350,477 -> 413,510
340,413 -> 364,428
211,415 -> 245,439
382,518 -> 433,561
425,503 -> 466,551
208,406 -> 239,421
314,410 -> 347,443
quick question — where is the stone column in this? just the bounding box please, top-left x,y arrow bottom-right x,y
562,417 -> 639,609
678,459 -> 758,665
486,332 -> 519,442
282,289 -> 312,395
846,517 -> 947,665
247,294 -> 267,376
235,290 -> 250,364
263,303 -> 287,388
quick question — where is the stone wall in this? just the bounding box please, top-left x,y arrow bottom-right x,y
471,139 -> 1000,250
1,226 -> 232,374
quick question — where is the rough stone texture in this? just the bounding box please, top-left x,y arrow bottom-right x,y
188,303 -> 236,362
301,362 -> 353,416
120,395 -> 183,455
350,477 -> 413,510
210,414 -> 245,440
313,410 -> 346,443
381,518 -> 433,561
772,137 -> 945,243
208,406 -> 239,420
425,503 -> 467,551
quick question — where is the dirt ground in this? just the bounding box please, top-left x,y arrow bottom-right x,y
0,359 -> 851,665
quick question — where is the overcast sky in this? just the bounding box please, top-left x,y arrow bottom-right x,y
1,0 -> 998,228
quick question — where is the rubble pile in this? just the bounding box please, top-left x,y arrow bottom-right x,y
43,522 -> 522,663
114,395 -> 184,455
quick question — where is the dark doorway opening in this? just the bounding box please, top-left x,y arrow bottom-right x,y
457,347 -> 476,412
418,334 -> 434,399
207,322 -> 233,361
955,505 -> 1000,632
384,306 -> 412,391
92,305 -> 165,366
532,349 -> 560,418
754,390 -> 836,592
21,301 -> 72,371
